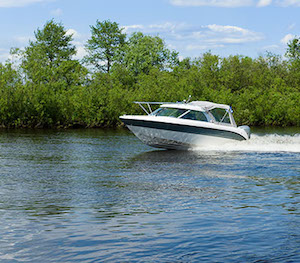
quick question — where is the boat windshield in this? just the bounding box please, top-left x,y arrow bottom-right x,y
151,107 -> 187,118
151,108 -> 208,122
181,110 -> 208,122
209,108 -> 231,124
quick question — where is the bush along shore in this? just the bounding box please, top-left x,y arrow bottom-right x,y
0,20 -> 299,128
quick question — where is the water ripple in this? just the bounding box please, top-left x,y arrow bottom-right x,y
0,129 -> 299,262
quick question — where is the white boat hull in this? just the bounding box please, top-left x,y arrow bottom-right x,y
120,115 -> 250,150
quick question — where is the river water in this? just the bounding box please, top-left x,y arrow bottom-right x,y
0,128 -> 299,262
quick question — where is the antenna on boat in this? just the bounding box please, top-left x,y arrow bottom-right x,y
182,95 -> 192,104
186,95 -> 192,103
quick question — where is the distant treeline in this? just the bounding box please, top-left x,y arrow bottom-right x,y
0,20 -> 299,128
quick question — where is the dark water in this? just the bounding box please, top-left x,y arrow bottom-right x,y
0,128 -> 299,262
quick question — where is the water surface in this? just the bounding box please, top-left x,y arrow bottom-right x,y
0,128 -> 299,262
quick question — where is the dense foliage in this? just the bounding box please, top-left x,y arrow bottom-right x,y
0,20 -> 299,128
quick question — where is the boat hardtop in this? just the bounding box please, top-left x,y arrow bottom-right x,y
161,101 -> 231,111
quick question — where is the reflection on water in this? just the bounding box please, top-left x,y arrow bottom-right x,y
0,128 -> 299,262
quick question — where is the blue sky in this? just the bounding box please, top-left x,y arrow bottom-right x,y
0,0 -> 299,62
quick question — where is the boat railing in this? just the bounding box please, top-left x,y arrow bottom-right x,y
134,96 -> 192,115
134,101 -> 174,115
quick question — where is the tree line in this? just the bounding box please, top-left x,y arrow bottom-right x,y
0,19 -> 299,128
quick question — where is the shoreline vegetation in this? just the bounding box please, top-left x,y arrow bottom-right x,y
0,20 -> 299,129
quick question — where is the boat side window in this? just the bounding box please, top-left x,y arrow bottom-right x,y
153,107 -> 187,118
210,108 -> 231,124
181,110 -> 208,122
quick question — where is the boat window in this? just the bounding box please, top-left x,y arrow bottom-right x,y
150,107 -> 163,116
181,110 -> 208,122
152,107 -> 187,118
210,108 -> 231,124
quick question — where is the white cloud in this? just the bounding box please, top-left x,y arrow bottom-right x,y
50,8 -> 62,16
206,24 -> 248,34
73,41 -> 87,60
66,29 -> 81,39
276,0 -> 300,6
66,29 -> 87,60
0,49 -> 12,62
0,0 -> 48,7
123,22 -> 188,38
287,23 -> 296,30
170,0 -> 300,7
191,24 -> 263,44
14,36 -> 31,44
281,34 -> 295,44
257,0 -> 272,7
122,25 -> 144,33
170,0 -> 253,7
187,44 -> 225,50
123,22 -> 264,54
263,44 -> 280,49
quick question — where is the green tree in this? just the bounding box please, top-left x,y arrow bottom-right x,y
1,19 -> 299,128
84,20 -> 126,73
193,52 -> 220,97
16,20 -> 87,128
122,32 -> 179,75
0,62 -> 24,127
22,20 -> 77,83
286,36 -> 300,60
219,55 -> 253,92
285,37 -> 300,90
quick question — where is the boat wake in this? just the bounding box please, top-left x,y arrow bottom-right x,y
192,133 -> 300,153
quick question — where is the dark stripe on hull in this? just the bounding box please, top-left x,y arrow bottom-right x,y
120,118 -> 246,141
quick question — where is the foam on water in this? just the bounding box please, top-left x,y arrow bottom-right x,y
193,133 -> 300,153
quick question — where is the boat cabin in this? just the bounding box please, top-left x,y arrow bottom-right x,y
136,101 -> 237,127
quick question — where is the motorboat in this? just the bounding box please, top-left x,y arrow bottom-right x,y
120,99 -> 250,150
